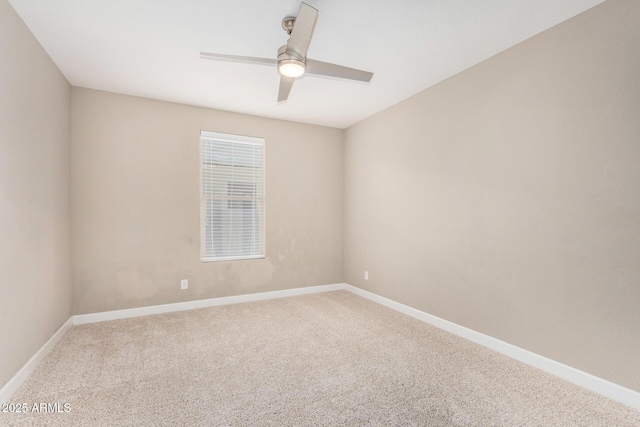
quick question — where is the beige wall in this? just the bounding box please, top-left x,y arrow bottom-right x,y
344,0 -> 640,392
0,0 -> 71,388
71,88 -> 343,314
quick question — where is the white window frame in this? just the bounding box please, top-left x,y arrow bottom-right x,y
200,130 -> 266,262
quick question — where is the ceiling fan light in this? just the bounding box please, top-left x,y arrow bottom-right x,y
278,59 -> 306,78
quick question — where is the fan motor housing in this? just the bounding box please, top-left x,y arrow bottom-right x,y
277,45 -> 304,61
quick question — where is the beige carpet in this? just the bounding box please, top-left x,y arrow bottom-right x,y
1,291 -> 639,426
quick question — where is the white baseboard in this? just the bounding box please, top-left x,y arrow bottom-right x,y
0,317 -> 73,404
0,285 -> 345,404
73,283 -> 347,325
343,283 -> 640,411
4,283 -> 638,411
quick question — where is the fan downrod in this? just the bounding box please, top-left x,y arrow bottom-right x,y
282,17 -> 296,35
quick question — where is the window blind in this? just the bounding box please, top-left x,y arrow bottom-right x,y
200,131 -> 265,261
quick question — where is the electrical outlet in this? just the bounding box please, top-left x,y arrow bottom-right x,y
180,279 -> 188,290
364,271 -> 369,280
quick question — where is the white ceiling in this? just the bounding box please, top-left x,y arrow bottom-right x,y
9,0 -> 604,129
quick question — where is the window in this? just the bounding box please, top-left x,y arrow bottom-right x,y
200,131 -> 265,261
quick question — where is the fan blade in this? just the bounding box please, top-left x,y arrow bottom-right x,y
306,59 -> 373,82
286,3 -> 318,59
200,52 -> 277,67
278,76 -> 295,102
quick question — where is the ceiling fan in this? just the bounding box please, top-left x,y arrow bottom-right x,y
200,2 -> 374,103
